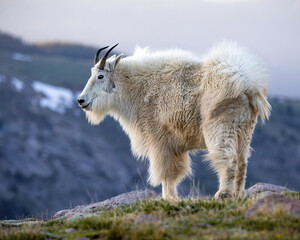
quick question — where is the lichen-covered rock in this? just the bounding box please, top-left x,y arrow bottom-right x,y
53,209 -> 71,218
1,220 -> 46,226
245,193 -> 300,218
53,189 -> 158,219
243,183 -> 291,198
65,228 -> 76,233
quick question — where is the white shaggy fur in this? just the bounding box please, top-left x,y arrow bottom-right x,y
78,42 -> 271,202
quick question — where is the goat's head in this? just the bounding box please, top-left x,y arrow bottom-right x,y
78,44 -> 123,124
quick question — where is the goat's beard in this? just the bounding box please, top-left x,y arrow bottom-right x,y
85,110 -> 107,125
85,94 -> 114,125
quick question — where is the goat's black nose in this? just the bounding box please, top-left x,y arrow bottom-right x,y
78,98 -> 85,104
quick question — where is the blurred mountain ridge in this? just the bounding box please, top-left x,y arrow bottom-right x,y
0,31 -> 122,60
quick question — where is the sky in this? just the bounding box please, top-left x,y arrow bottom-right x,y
0,0 -> 299,97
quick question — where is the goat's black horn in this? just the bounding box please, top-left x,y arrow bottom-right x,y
94,46 -> 109,65
99,43 -> 119,70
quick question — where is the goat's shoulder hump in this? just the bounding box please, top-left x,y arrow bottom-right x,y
131,46 -> 197,62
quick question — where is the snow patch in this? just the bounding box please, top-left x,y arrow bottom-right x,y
11,77 -> 24,92
32,81 -> 75,114
12,53 -> 32,62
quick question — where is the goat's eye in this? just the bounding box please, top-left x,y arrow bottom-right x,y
98,74 -> 104,80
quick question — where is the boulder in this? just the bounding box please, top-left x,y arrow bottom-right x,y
53,189 -> 158,220
243,182 -> 291,198
245,193 -> 300,218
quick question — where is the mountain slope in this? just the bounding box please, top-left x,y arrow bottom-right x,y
0,75 -> 148,219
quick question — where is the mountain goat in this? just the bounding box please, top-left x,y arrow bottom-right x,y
78,42 -> 271,202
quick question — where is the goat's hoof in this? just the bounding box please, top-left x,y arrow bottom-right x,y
214,191 -> 233,200
236,190 -> 245,198
163,196 -> 179,204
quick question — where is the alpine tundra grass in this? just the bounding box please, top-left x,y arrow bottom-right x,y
1,193 -> 299,240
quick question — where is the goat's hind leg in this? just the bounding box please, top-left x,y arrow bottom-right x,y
235,149 -> 248,197
203,125 -> 238,199
235,121 -> 256,197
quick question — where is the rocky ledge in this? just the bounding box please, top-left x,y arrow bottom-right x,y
245,193 -> 300,218
243,182 -> 291,198
52,182 -> 298,220
53,189 -> 159,220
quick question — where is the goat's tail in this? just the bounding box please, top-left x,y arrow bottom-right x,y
203,41 -> 271,123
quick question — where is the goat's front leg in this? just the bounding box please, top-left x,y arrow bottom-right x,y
162,179 -> 179,203
148,147 -> 191,203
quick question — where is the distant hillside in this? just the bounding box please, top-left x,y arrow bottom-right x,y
0,31 -> 120,60
0,75 -> 148,219
0,31 -> 36,54
0,32 -> 123,91
33,42 -> 101,60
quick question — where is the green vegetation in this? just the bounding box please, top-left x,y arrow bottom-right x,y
1,196 -> 299,240
0,50 -> 90,90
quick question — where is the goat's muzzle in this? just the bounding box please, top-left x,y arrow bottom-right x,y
77,96 -> 91,110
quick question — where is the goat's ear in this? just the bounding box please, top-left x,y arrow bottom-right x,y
109,54 -> 116,60
109,53 -> 123,70
115,54 -> 123,65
